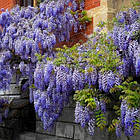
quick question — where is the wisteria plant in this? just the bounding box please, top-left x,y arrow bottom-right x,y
0,0 -> 140,139
0,0 -> 88,125
44,7 -> 140,138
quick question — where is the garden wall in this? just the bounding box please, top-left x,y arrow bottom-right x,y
0,81 -> 140,140
0,0 -> 16,14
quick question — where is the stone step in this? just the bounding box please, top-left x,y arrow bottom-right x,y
17,132 -> 36,140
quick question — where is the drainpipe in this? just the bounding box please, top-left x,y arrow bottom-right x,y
33,0 -> 37,7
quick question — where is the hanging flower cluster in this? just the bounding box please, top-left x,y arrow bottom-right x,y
0,0 -> 86,126
34,8 -> 139,136
33,62 -> 74,129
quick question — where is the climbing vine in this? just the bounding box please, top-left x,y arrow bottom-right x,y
0,0 -> 140,139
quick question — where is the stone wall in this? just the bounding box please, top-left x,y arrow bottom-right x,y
0,74 -> 36,140
87,0 -> 139,32
0,90 -> 140,140
111,0 -> 136,12
0,67 -> 140,140
107,0 -> 139,21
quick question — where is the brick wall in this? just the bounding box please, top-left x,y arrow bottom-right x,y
85,0 -> 100,10
0,0 -> 16,13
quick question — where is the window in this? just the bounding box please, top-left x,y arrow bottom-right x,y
16,0 -> 33,6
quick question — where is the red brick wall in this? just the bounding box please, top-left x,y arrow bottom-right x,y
84,0 -> 101,36
0,0 -> 16,13
85,0 -> 100,10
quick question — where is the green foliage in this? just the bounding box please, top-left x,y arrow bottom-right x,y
116,77 -> 140,109
95,110 -> 107,130
74,86 -> 111,110
74,88 -> 99,109
133,119 -> 140,135
29,84 -> 36,89
84,35 -> 121,72
54,43 -> 82,68
70,9 -> 92,24
109,77 -> 140,135
54,25 -> 123,133
79,10 -> 92,23
97,21 -> 106,28
78,10 -> 92,24
113,105 -> 121,116
108,119 -> 120,132
37,0 -> 42,6
53,27 -> 122,74
35,53 -> 45,62
81,10 -> 87,16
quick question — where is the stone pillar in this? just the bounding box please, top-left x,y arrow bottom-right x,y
107,0 -> 139,20
86,0 -> 108,32
86,0 -> 139,32
84,0 -> 101,34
